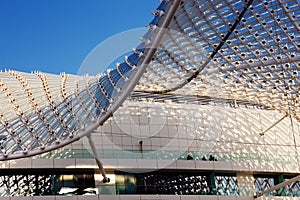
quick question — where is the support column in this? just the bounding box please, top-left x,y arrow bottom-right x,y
209,171 -> 217,195
87,134 -> 110,183
276,174 -> 286,196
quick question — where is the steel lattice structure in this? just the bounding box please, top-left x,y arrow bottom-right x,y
0,0 -> 299,160
137,0 -> 300,118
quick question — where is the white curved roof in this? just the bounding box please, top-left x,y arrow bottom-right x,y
137,0 -> 300,119
0,0 -> 299,160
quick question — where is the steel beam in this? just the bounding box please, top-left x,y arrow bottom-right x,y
0,0 -> 182,161
259,113 -> 288,136
255,175 -> 300,198
87,134 -> 110,183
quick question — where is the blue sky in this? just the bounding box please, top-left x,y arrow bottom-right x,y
0,0 -> 157,75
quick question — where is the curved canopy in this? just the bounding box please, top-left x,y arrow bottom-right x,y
0,0 -> 182,160
136,0 -> 300,119
0,0 -> 299,160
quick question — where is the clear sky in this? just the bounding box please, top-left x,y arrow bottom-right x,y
0,0 -> 157,75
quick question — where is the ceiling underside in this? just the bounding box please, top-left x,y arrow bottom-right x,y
136,0 -> 300,119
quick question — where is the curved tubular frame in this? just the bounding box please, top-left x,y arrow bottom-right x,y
148,0 -> 254,94
255,175 -> 300,198
0,0 -> 182,161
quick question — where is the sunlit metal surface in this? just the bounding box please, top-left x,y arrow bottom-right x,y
0,0 -> 181,159
0,0 -> 299,160
137,0 -> 300,120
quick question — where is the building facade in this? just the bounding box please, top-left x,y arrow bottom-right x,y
0,0 -> 300,199
1,96 -> 300,199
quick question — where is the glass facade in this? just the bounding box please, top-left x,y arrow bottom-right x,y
1,169 -> 300,197
0,169 -> 95,196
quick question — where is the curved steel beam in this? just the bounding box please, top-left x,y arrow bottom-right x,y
149,0 -> 254,94
0,0 -> 182,161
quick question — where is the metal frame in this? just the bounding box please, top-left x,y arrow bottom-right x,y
259,113 -> 288,136
0,0 -> 300,162
86,134 -> 109,183
255,175 -> 300,198
0,0 -> 182,161
136,0 -> 300,122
